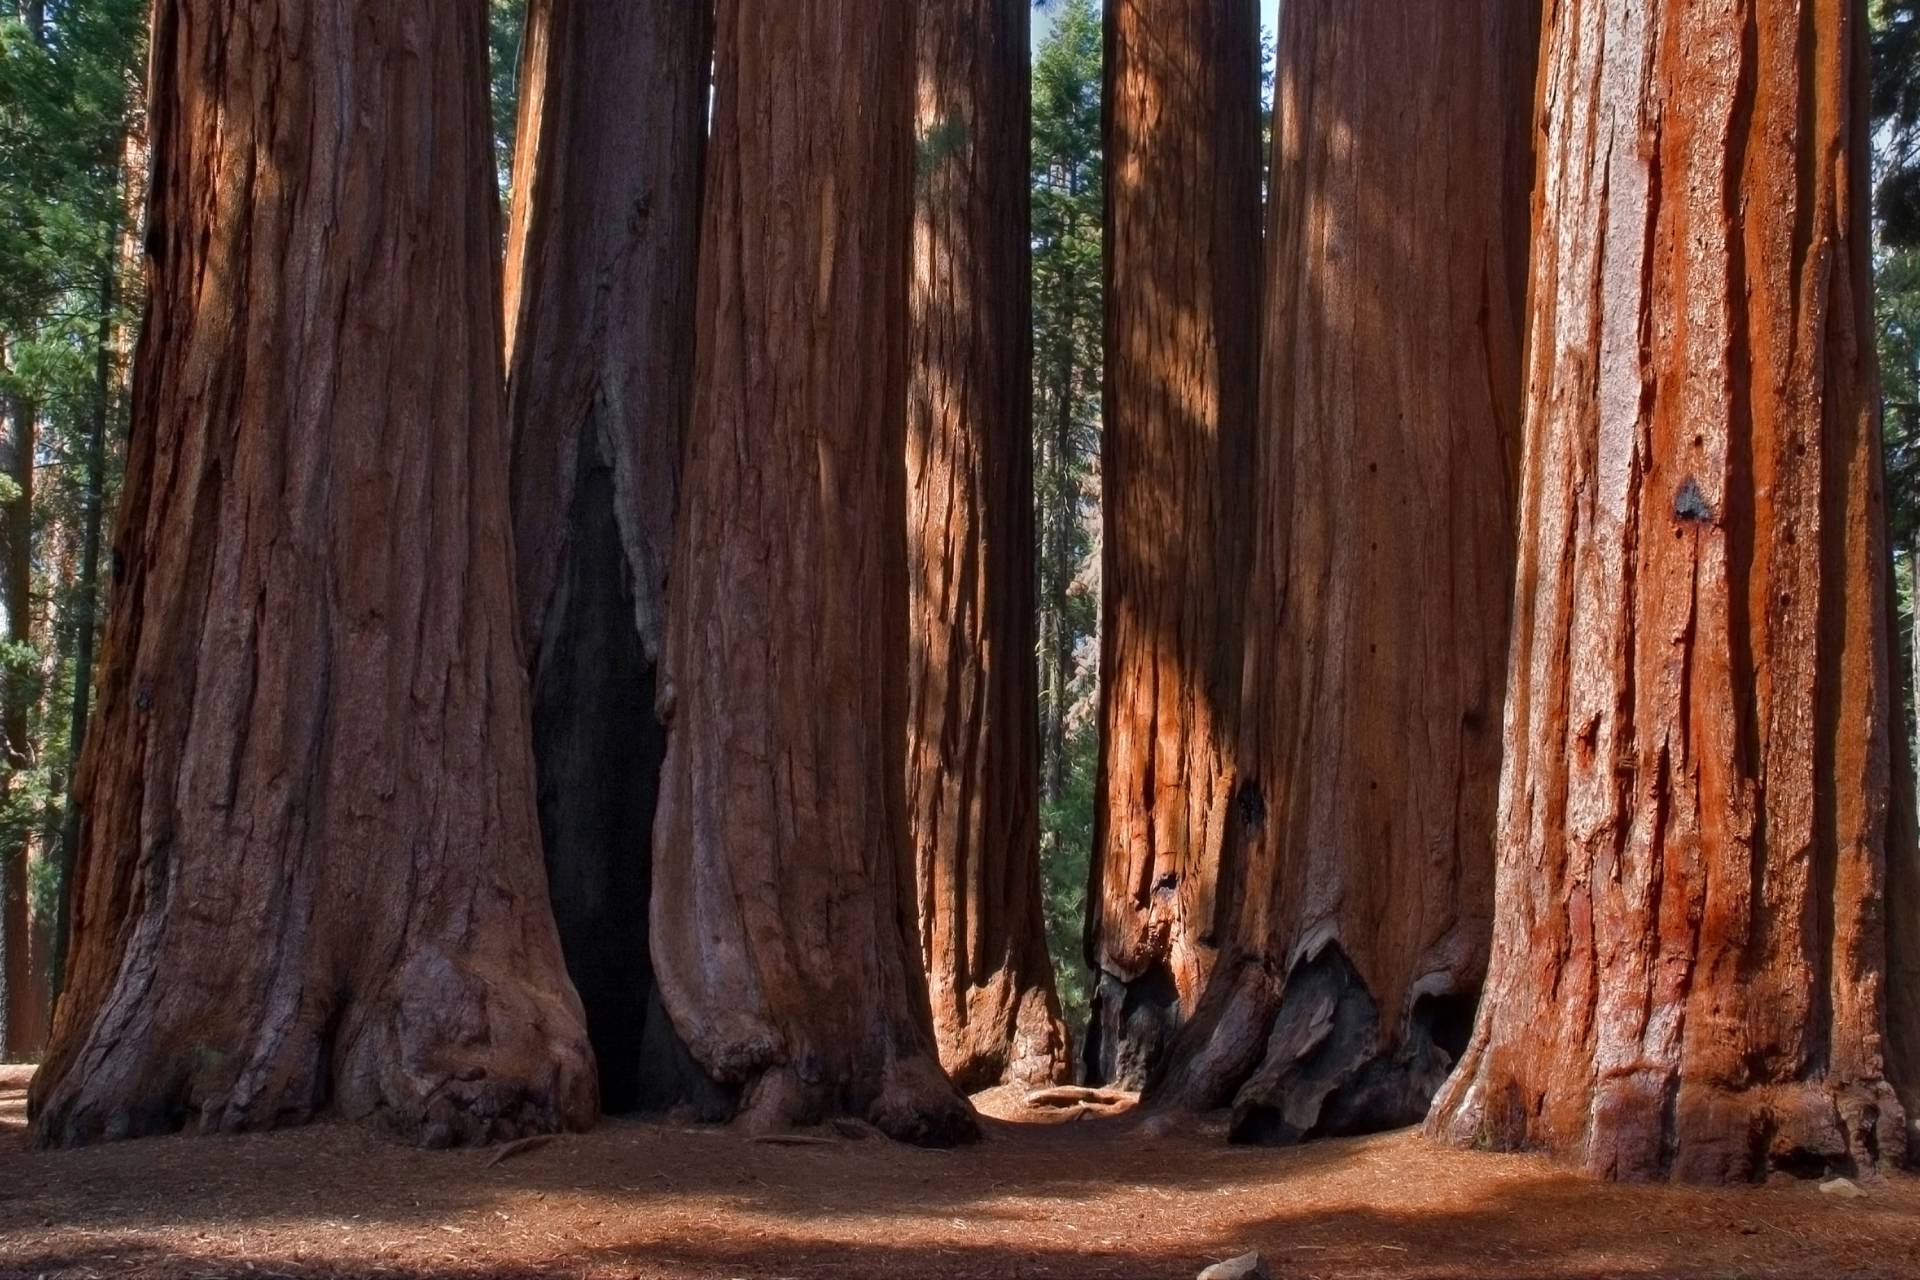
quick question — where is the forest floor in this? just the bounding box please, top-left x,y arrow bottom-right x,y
4,1066 -> 1920,1280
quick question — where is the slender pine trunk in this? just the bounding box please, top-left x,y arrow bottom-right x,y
49,239 -> 117,1009
1,356 -> 35,1060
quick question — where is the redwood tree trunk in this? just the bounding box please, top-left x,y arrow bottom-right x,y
907,0 -> 1070,1094
502,0 -> 710,1116
1426,0 -> 1909,1181
1147,0 -> 1537,1144
1088,0 -> 1262,1088
29,0 -> 595,1148
649,0 -> 977,1144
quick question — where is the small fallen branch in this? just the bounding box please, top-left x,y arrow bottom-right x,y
1026,1086 -> 1135,1110
483,1135 -> 554,1168
826,1116 -> 886,1141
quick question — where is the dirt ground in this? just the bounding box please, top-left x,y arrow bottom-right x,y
5,1067 -> 1920,1279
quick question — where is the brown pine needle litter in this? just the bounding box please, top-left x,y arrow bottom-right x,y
5,1068 -> 1919,1279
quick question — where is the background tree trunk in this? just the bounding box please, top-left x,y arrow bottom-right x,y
55,107 -> 149,1008
1087,0 -> 1262,1088
0,372 -> 28,1062
49,235 -> 120,1012
29,0 -> 595,1148
648,0 -> 976,1145
502,0 -> 712,1116
1147,0 -> 1537,1144
3,0 -> 51,1074
908,0 -> 1070,1093
1427,0 -> 1909,1181
1891,539 -> 1920,1157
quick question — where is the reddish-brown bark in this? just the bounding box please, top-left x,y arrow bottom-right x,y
649,0 -> 977,1144
1088,0 -> 1263,1089
1149,0 -> 1537,1144
1427,0 -> 1909,1181
29,0 -> 595,1148
908,0 -> 1070,1094
17,893 -> 50,1055
502,0 -> 711,1114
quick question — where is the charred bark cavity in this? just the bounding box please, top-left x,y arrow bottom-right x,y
1084,961 -> 1180,1090
530,430 -> 711,1115
1155,944 -> 1480,1146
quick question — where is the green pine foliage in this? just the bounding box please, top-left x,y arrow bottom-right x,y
0,0 -> 145,961
1874,2 -> 1920,773
489,0 -> 524,204
1031,0 -> 1104,1036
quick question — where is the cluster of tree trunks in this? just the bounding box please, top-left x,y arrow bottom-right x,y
1149,0 -> 1539,1144
1088,0 -> 1263,1089
1427,0 -> 1912,1180
24,0 -> 1920,1191
27,0 -> 1061,1150
501,0 -> 712,1116
29,0 -> 596,1145
907,0 -> 1071,1093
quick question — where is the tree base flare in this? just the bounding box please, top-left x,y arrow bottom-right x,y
1151,944 -> 1476,1145
30,948 -> 597,1151
934,975 -> 1072,1096
734,1058 -> 979,1148
1428,1051 -> 1909,1183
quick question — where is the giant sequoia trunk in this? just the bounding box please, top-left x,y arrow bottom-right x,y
1087,0 -> 1262,1088
29,0 -> 595,1148
1147,0 -> 1537,1144
502,0 -> 710,1116
649,0 -> 977,1145
908,0 -> 1070,1094
1426,0 -> 1910,1181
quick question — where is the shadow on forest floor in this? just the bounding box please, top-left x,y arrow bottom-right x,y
4,1066 -> 1919,1279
